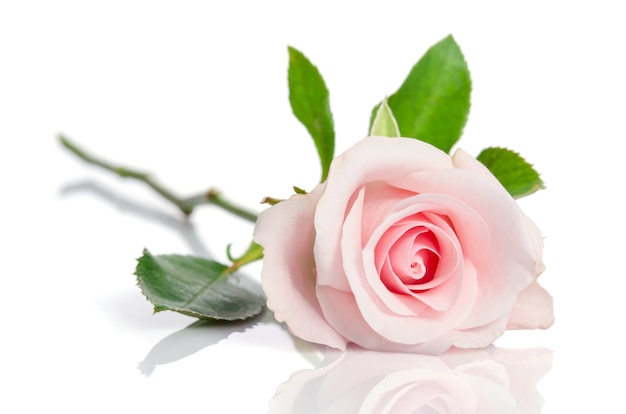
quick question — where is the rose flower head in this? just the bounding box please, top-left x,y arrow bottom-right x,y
254,136 -> 554,354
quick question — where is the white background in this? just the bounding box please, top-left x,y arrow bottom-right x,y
1,1 -> 624,412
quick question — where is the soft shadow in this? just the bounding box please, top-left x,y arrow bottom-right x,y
59,179 -> 211,257
269,346 -> 553,413
61,179 -> 272,374
95,290 -> 189,331
138,310 -> 267,376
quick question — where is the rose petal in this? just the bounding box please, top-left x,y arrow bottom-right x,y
451,148 -> 505,188
316,283 -> 459,353
340,190 -> 478,344
366,195 -> 481,311
360,181 -> 418,245
448,314 -> 510,349
506,280 -> 555,329
404,223 -> 462,310
378,258 -> 429,316
314,137 -> 453,292
253,184 -> 347,350
390,168 -> 537,329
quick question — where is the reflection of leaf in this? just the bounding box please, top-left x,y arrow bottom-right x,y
138,312 -> 266,376
135,249 -> 266,321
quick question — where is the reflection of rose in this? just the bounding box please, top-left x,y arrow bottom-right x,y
254,137 -> 554,354
269,347 -> 552,414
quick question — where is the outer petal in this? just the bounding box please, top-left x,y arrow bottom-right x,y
453,148 -> 552,331
412,151 -> 538,327
506,280 -> 555,329
451,147 -> 504,188
316,258 -> 478,354
253,184 -> 347,350
447,314 -> 510,349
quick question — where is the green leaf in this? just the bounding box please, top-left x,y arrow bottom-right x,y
288,46 -> 335,182
371,35 -> 471,153
477,147 -> 545,198
369,98 -> 400,137
135,249 -> 265,321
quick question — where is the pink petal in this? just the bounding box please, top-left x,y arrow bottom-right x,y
343,190 -> 479,344
314,137 -> 452,292
507,280 -> 555,329
253,184 -> 347,350
390,168 -> 538,329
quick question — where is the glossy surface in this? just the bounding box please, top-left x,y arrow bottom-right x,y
2,2 -> 625,412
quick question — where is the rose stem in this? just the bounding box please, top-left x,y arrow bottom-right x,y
58,134 -> 258,222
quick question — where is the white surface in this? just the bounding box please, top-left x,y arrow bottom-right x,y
1,1 -> 624,412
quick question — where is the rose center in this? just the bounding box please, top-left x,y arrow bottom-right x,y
410,259 -> 423,277
409,248 -> 439,282
379,223 -> 441,292
404,242 -> 439,284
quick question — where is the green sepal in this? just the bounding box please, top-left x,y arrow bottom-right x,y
226,241 -> 264,273
288,46 -> 335,182
477,147 -> 545,198
135,249 -> 265,321
369,98 -> 401,137
261,196 -> 284,206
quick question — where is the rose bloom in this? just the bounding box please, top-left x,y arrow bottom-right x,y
254,136 -> 554,354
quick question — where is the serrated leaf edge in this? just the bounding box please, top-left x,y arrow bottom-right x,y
133,248 -> 265,321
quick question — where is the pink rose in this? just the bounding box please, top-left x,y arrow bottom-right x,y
254,136 -> 554,354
